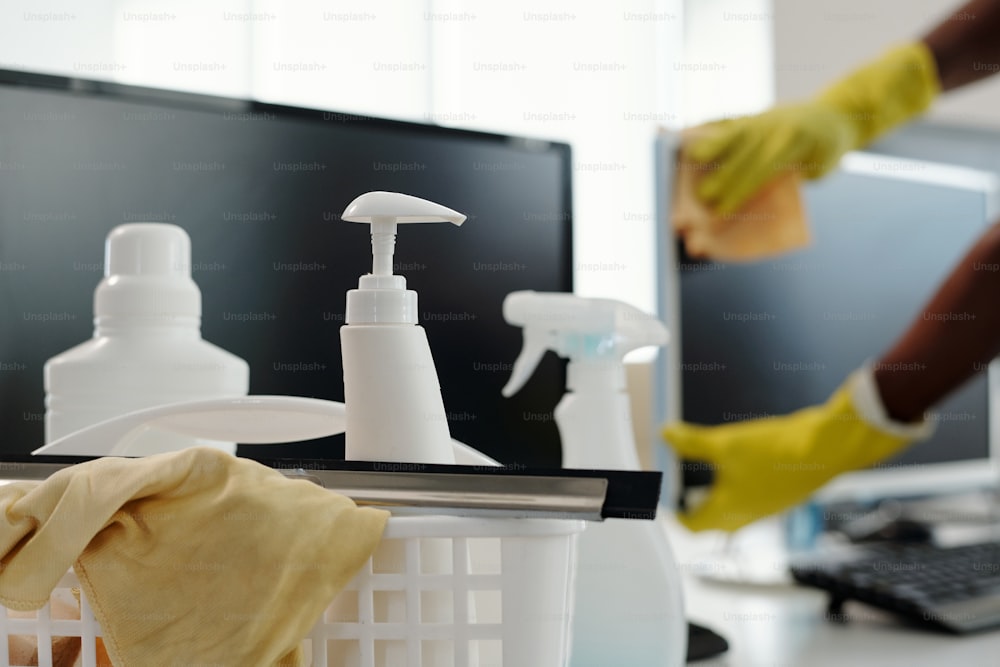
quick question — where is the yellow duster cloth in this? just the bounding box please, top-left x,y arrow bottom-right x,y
0,447 -> 389,666
672,127 -> 811,262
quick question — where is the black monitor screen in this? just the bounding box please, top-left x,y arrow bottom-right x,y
677,165 -> 991,487
0,70 -> 572,465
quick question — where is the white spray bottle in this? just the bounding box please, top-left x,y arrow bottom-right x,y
502,290 -> 687,667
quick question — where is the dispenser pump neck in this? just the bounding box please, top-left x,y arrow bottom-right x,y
340,192 -> 466,325
369,217 -> 397,277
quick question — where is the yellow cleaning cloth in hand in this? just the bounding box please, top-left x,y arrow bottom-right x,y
672,127 -> 811,262
0,447 -> 389,666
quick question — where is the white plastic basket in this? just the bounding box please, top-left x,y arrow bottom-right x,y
0,515 -> 584,667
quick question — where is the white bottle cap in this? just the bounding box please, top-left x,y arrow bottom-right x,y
94,223 -> 201,319
341,192 -> 465,325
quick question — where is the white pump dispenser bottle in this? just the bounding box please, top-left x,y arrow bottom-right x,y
337,192 -> 474,667
340,191 -> 466,464
503,290 -> 687,667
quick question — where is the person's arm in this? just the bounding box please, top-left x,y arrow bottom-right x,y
692,1 -> 1000,216
663,2 -> 1000,534
871,3 -> 1000,422
829,0 -> 1000,424
665,218 -> 1000,532
876,221 -> 1000,423
924,0 -> 1000,92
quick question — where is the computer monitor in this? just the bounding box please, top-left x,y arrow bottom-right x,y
655,130 -> 1000,505
0,68 -> 573,466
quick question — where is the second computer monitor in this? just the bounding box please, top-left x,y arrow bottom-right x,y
659,144 -> 999,503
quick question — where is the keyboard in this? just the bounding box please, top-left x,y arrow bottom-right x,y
789,539 -> 1000,633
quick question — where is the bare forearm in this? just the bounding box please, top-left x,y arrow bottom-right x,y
875,222 -> 1000,423
923,0 -> 1000,91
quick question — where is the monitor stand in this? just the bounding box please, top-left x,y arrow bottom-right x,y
685,504 -> 824,586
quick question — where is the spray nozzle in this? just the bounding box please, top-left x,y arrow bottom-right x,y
501,291 -> 669,397
340,191 -> 466,325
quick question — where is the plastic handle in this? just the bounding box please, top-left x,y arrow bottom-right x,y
33,396 -> 345,456
501,290 -> 556,398
501,339 -> 547,398
32,395 -> 499,465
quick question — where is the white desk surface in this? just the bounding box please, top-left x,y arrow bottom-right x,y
663,516 -> 1000,667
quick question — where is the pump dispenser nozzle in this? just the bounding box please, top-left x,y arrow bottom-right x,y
341,191 -> 465,325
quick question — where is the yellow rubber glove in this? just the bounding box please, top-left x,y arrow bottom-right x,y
662,368 -> 932,532
690,42 -> 940,215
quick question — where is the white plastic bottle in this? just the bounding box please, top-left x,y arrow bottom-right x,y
337,191 -> 471,667
44,223 -> 249,453
339,191 -> 465,464
502,291 -> 687,667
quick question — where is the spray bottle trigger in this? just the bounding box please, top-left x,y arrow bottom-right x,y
501,339 -> 548,398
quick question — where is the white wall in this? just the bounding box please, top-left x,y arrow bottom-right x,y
679,0 -> 775,124
774,0 -> 1000,130
415,0 -> 681,310
0,1 -> 255,98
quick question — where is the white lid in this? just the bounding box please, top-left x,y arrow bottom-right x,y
341,192 -> 465,325
94,223 -> 201,318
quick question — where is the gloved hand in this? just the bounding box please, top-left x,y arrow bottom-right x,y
690,42 -> 940,215
662,367 -> 933,532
